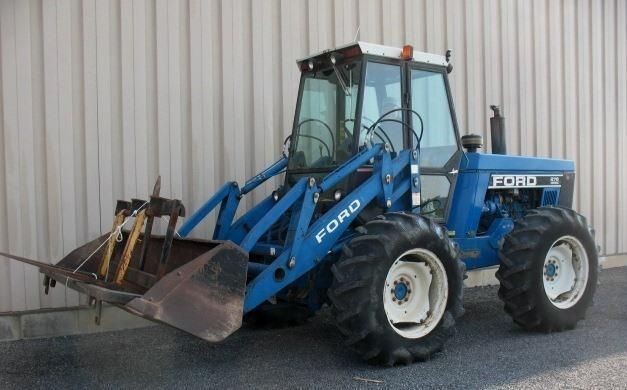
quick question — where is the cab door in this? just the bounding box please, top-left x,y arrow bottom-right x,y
405,64 -> 463,220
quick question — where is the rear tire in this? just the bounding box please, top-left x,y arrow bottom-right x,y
328,213 -> 465,366
496,206 -> 598,332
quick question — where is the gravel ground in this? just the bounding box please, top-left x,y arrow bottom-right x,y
1,267 -> 626,389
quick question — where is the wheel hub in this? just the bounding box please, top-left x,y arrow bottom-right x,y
544,260 -> 558,278
392,279 -> 410,301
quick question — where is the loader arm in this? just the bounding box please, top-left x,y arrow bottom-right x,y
243,145 -> 415,311
177,155 -> 288,239
173,142 -> 418,313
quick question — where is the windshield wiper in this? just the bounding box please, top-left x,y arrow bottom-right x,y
330,55 -> 351,96
333,64 -> 350,96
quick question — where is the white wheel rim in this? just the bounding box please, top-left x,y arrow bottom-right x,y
383,248 -> 448,339
542,235 -> 589,309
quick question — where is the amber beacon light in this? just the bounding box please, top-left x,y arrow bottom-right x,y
401,44 -> 414,60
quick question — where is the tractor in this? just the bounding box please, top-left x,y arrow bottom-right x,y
1,42 -> 598,365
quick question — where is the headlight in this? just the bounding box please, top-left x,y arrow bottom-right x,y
334,189 -> 342,202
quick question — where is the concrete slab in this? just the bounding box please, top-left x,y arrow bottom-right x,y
464,267 -> 499,288
601,254 -> 627,269
77,304 -> 154,334
20,310 -> 79,339
0,304 -> 153,342
0,316 -> 20,341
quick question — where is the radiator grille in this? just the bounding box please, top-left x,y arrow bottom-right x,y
541,188 -> 560,206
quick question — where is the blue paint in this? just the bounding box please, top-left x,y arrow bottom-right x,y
545,263 -> 557,277
454,218 -> 514,270
228,195 -> 277,244
177,182 -> 234,238
244,153 -> 403,312
460,152 -> 574,172
239,179 -> 307,253
176,157 -> 287,238
541,188 -> 561,206
445,151 -> 575,271
394,283 -> 408,300
240,157 -> 288,195
176,143 -> 576,314
213,183 -> 241,240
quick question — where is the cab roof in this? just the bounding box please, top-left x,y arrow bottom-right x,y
296,41 -> 448,69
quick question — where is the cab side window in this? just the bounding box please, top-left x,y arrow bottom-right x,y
411,70 -> 457,167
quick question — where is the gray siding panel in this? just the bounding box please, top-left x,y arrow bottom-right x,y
0,0 -> 624,311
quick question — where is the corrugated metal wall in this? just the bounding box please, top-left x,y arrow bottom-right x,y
0,0 -> 625,312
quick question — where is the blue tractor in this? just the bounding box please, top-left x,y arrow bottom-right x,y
2,42 -> 598,365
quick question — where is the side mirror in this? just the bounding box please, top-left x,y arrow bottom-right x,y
282,135 -> 291,157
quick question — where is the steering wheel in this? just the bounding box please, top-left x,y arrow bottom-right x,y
344,117 -> 394,150
359,117 -> 397,151
296,118 -> 335,158
364,109 -> 424,152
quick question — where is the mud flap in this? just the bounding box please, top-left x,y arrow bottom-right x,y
124,241 -> 248,342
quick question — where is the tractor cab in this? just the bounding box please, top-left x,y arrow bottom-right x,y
287,42 -> 462,219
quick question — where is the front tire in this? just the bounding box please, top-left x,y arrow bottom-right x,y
328,213 -> 465,365
496,206 -> 598,332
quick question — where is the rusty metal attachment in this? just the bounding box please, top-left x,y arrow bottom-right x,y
0,176 -> 249,343
137,176 -> 161,270
126,242 -> 248,342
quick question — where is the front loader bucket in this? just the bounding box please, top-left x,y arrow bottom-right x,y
125,242 -> 248,342
0,238 -> 249,343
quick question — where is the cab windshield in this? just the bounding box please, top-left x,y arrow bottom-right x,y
289,61 -> 362,170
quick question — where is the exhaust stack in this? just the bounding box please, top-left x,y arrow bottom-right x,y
490,105 -> 507,154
